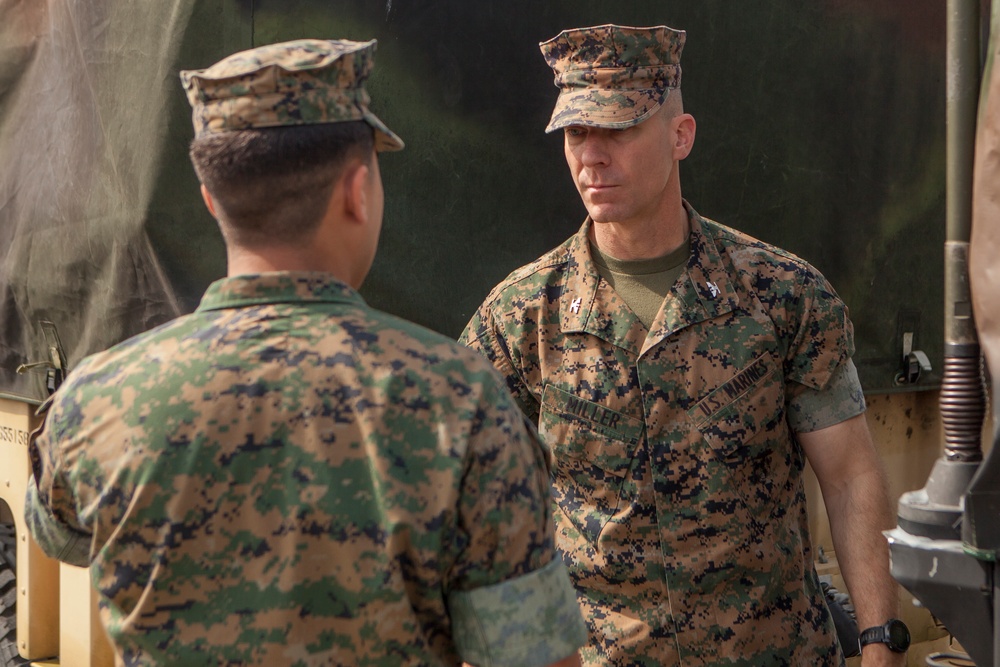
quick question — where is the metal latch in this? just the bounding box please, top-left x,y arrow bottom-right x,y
895,331 -> 932,385
15,321 -> 67,395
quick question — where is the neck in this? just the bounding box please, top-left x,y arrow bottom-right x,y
590,200 -> 690,260
225,242 -> 359,287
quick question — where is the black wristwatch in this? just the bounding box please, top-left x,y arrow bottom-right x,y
858,619 -> 910,653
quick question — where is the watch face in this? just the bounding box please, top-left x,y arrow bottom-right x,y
887,620 -> 911,650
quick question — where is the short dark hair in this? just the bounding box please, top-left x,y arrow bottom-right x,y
189,121 -> 375,245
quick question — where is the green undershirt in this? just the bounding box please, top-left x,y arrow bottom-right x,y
591,239 -> 691,329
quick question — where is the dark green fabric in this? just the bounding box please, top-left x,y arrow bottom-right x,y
591,239 -> 690,329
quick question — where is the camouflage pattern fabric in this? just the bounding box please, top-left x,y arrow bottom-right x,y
26,272 -> 585,666
181,39 -> 404,152
460,203 -> 863,666
540,24 -> 685,133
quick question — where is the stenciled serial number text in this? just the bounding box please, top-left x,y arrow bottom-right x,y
0,425 -> 30,446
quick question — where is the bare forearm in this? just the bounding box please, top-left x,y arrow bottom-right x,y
800,414 -> 905,666
824,466 -> 898,629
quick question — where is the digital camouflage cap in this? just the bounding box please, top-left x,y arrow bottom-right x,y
540,24 -> 685,133
180,38 -> 404,152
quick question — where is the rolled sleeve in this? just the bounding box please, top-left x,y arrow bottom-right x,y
23,402 -> 93,567
25,478 -> 91,567
787,358 -> 867,434
449,558 -> 586,667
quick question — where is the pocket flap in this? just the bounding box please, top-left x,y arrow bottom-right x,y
540,384 -> 643,475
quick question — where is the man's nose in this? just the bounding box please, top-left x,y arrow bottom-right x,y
578,135 -> 610,167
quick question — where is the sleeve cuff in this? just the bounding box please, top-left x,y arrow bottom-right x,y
788,358 -> 866,433
448,557 -> 587,667
24,480 -> 91,567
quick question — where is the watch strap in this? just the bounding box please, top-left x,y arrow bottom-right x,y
858,619 -> 910,653
858,625 -> 886,646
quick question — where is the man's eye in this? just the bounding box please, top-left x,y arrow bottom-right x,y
565,127 -> 585,138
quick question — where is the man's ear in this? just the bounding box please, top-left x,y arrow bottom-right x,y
343,161 -> 371,225
200,183 -> 219,219
672,113 -> 697,161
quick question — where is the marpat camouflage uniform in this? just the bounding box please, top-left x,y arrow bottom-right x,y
26,38 -> 585,667
27,273 -> 586,666
460,205 -> 864,666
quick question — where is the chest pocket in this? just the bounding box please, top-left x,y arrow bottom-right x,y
539,384 -> 644,545
690,353 -> 796,525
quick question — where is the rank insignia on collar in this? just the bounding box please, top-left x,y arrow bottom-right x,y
570,297 -> 582,313
706,281 -> 721,298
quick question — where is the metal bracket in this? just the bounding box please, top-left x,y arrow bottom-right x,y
14,321 -> 67,395
895,331 -> 933,385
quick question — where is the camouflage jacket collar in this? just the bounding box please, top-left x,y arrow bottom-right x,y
196,272 -> 364,311
561,202 -> 740,356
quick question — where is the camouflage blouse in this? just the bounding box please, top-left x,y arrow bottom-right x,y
26,272 -> 585,666
461,205 -> 864,666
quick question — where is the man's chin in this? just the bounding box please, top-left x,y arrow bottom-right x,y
587,213 -> 622,225
584,205 -> 616,224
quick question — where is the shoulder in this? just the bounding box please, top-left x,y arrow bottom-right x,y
697,215 -> 840,300
694,213 -> 854,385
41,313 -> 205,439
701,216 -> 824,277
368,309 -> 503,371
476,237 -> 576,315
65,313 -> 202,384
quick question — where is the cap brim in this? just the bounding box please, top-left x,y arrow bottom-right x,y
544,88 -> 669,133
365,110 -> 404,152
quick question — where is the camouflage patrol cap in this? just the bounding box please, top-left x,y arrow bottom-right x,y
539,24 -> 685,133
180,38 -> 404,151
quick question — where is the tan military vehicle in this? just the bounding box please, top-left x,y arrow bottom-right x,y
0,0 -> 996,665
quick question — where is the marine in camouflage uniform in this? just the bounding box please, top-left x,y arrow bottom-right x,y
461,25 -> 904,666
25,39 -> 586,666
